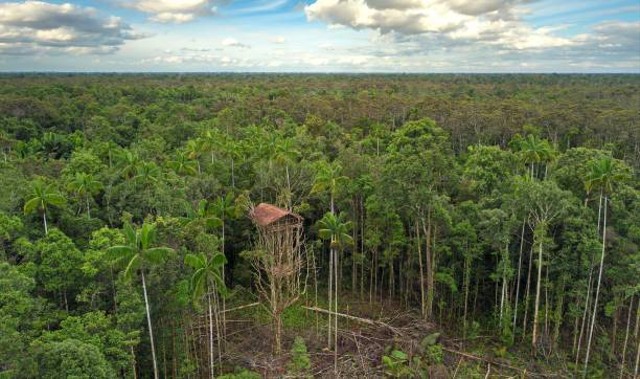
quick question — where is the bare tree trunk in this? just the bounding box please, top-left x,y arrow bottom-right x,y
141,271 -> 159,379
131,345 -> 137,379
328,246 -> 333,347
523,244 -> 534,341
207,292 -> 215,379
532,228 -> 544,348
43,210 -> 48,235
584,195 -> 608,376
513,218 -> 526,333
333,245 -> 338,376
620,296 -> 634,379
576,256 -> 596,367
417,221 -> 425,318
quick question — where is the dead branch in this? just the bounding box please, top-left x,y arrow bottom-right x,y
302,306 -> 396,331
221,302 -> 261,314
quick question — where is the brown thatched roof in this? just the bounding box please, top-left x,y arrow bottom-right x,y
251,203 -> 302,227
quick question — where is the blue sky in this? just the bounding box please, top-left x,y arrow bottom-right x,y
0,0 -> 638,72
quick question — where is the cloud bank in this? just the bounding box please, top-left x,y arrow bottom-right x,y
0,1 -> 143,55
120,0 -> 224,23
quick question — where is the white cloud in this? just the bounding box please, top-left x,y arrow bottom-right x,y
0,1 -> 143,55
270,36 -> 286,44
222,37 -> 250,48
120,0 -> 222,23
304,0 -> 576,51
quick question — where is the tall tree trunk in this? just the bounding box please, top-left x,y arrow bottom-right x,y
463,248 -> 471,339
513,218 -> 526,332
634,333 -> 640,379
130,345 -> 137,379
207,292 -> 215,379
333,245 -> 338,375
423,212 -> 433,320
417,221 -> 426,318
43,209 -> 48,235
620,296 -> 634,379
532,225 -> 544,348
584,195 -> 608,376
523,243 -> 534,341
352,200 -> 358,293
141,271 -> 159,379
328,246 -> 333,347
576,254 -> 596,366
220,220 -> 227,350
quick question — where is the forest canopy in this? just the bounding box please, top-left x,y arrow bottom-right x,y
0,74 -> 638,378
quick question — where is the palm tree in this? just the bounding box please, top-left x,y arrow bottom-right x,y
318,212 -> 353,373
185,139 -> 203,175
117,150 -> 141,179
107,222 -> 174,379
312,161 -> 347,214
67,172 -> 102,219
168,151 -> 198,177
583,157 -> 628,375
134,161 -> 161,185
273,138 -> 300,209
182,199 -> 222,231
209,194 -> 235,343
24,180 -> 65,235
185,252 -> 227,379
516,135 -> 553,180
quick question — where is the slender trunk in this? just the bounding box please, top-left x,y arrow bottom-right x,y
43,209 -> 48,235
523,243 -> 534,340
220,220 -> 227,350
634,332 -> 640,379
576,255 -> 596,366
584,195 -> 608,376
334,245 -> 338,375
352,204 -> 357,293
423,212 -> 433,320
230,158 -> 235,189
328,246 -> 333,347
207,292 -> 215,379
500,241 -> 509,328
369,248 -> 374,305
212,289 -> 223,370
544,263 -> 550,339
513,218 -> 526,332
532,226 -> 544,348
360,199 -> 365,300
86,195 -> 91,219
131,345 -> 137,379
620,296 -> 634,379
417,221 -> 426,318
141,271 -> 159,379
286,165 -> 292,210
463,250 -> 471,339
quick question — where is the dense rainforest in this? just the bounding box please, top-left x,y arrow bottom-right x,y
0,74 -> 638,378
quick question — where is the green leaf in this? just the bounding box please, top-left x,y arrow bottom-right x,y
184,253 -> 204,269
123,254 -> 141,279
391,350 -> 407,361
106,245 -> 134,261
211,252 -> 227,267
23,197 -> 42,214
144,247 -> 172,265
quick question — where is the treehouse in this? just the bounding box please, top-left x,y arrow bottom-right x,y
250,203 -> 303,232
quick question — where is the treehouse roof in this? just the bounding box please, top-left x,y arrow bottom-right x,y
251,203 -> 302,227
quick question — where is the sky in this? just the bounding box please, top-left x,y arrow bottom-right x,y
0,0 -> 639,72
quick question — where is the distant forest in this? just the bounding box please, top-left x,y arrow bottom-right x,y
0,74 -> 638,378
